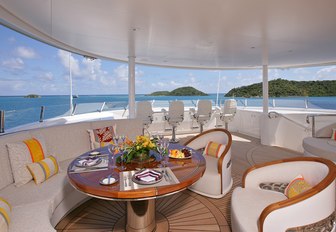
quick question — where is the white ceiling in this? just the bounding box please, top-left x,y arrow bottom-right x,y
1,0 -> 336,69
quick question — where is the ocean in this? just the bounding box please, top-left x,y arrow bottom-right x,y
1,94 -> 336,130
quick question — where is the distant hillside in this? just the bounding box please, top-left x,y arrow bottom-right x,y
149,86 -> 208,96
225,79 -> 336,97
24,94 -> 41,98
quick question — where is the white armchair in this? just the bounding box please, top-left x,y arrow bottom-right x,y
231,157 -> 336,232
219,99 -> 237,130
184,128 -> 233,198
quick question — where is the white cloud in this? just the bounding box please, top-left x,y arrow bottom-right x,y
316,66 -> 336,79
39,72 -> 53,81
57,50 -> 81,76
15,46 -> 37,59
113,65 -> 128,81
2,58 -> 24,69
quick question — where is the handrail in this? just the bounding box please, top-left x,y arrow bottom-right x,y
306,113 -> 336,137
268,111 -> 311,131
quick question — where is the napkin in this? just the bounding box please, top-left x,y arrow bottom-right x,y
134,169 -> 162,182
77,157 -> 101,167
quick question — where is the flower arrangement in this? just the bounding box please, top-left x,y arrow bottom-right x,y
123,135 -> 157,163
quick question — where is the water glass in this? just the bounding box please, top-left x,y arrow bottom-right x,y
161,139 -> 170,167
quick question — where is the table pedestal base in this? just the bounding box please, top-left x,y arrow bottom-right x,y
126,199 -> 156,232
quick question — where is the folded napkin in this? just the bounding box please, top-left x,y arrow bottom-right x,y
134,169 -> 162,182
76,157 -> 101,167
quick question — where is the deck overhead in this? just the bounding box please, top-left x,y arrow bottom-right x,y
1,0 -> 336,69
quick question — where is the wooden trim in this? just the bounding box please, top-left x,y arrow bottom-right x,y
241,157 -> 336,232
184,128 -> 232,194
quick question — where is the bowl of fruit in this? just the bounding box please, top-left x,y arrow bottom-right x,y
169,148 -> 192,159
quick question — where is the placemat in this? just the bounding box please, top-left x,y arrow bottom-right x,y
120,167 -> 179,191
69,155 -> 109,173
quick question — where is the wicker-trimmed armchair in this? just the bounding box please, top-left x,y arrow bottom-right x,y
184,128 -> 233,198
231,157 -> 336,232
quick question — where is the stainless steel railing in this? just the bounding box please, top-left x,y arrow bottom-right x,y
0,110 -> 4,133
268,111 -> 311,131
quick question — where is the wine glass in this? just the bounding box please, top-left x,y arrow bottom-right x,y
161,139 -> 170,167
118,135 -> 127,171
152,132 -> 158,141
108,143 -> 117,169
156,141 -> 165,168
158,133 -> 164,141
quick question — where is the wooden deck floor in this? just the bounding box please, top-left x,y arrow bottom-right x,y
56,132 -> 302,232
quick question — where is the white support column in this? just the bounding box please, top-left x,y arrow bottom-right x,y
69,52 -> 73,116
262,65 -> 269,114
128,29 -> 136,118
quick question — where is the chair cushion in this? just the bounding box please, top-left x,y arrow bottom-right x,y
203,141 -> 225,158
284,174 -> 312,198
0,197 -> 11,232
27,156 -> 59,184
88,125 -> 117,149
6,137 -> 47,187
231,187 -> 287,232
189,155 -> 221,196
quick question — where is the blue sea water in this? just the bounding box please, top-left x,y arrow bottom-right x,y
0,94 -> 336,130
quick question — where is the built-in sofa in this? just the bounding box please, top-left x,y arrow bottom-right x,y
0,119 -> 142,232
303,123 -> 336,162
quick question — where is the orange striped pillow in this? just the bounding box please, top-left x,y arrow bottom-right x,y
27,156 -> 59,184
203,141 -> 225,158
331,128 -> 336,140
0,197 -> 11,231
7,136 -> 47,186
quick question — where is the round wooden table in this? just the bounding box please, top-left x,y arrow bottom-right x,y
68,144 -> 206,232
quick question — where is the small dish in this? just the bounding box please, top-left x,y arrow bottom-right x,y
99,176 -> 117,185
169,149 -> 192,159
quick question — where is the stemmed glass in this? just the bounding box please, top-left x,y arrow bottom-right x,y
108,143 -> 118,169
156,140 -> 165,168
160,139 -> 170,168
118,135 -> 127,171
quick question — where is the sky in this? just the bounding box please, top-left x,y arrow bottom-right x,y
1,25 -> 336,96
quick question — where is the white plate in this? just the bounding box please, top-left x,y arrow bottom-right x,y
100,176 -> 117,185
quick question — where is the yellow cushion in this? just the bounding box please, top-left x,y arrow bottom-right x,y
203,141 -> 226,158
0,197 -> 11,232
331,128 -> 336,140
27,156 -> 59,184
6,136 -> 47,186
284,174 -> 312,198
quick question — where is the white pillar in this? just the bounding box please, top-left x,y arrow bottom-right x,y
262,65 -> 269,114
128,29 -> 136,118
128,56 -> 136,118
69,52 -> 73,116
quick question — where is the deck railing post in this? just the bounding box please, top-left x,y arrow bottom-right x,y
0,110 -> 5,133
39,106 -> 45,122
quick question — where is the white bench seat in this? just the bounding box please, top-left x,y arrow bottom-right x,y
0,119 -> 143,232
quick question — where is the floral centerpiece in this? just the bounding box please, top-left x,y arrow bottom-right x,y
122,135 -> 157,163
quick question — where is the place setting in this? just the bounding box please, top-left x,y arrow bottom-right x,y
120,167 -> 179,191
69,154 -> 109,173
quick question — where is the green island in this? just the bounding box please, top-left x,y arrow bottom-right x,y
24,94 -> 41,98
148,86 -> 208,96
225,79 -> 336,97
